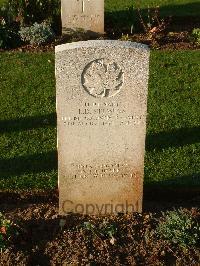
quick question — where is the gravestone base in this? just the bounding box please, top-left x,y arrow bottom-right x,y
62,27 -> 104,39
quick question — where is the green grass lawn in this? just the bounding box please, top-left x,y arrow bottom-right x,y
0,53 -> 57,189
106,0 -> 200,14
0,50 -> 199,190
105,0 -> 200,33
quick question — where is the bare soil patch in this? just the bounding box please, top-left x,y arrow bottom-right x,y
1,190 -> 199,265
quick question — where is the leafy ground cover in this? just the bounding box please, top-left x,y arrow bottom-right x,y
0,50 -> 199,191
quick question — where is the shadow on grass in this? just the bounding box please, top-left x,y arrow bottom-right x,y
146,126 -> 200,151
105,2 -> 200,35
0,151 -> 57,177
0,189 -> 58,215
0,120 -> 199,179
145,173 -> 200,190
0,113 -> 56,133
1,112 -> 199,151
144,173 -> 200,211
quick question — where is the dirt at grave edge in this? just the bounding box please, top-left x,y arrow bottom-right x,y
0,190 -> 200,265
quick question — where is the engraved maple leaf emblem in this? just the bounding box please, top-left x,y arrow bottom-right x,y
82,59 -> 124,98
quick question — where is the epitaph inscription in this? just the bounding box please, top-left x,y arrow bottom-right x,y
56,41 -> 150,215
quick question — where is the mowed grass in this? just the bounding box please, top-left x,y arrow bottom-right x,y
0,50 -> 199,190
0,52 -> 57,189
105,0 -> 200,32
146,51 -> 200,187
106,0 -> 200,15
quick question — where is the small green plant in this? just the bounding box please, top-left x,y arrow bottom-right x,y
19,21 -> 55,45
120,33 -> 131,41
0,5 -> 21,48
0,212 -> 19,250
0,18 -> 11,48
84,220 -> 117,245
156,209 -> 200,248
0,19 -> 20,49
191,28 -> 200,45
100,222 -> 117,245
84,221 -> 96,234
7,0 -> 60,27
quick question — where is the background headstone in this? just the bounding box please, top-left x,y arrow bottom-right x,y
56,40 -> 150,215
61,0 -> 104,34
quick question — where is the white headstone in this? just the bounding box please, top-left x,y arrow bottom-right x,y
61,0 -> 104,34
56,40 -> 150,215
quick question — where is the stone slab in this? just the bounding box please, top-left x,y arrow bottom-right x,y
56,40 -> 150,215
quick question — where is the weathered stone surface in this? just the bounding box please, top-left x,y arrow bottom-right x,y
61,0 -> 104,34
56,40 -> 150,215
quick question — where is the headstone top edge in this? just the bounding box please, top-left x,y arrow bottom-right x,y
55,40 -> 150,53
